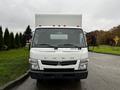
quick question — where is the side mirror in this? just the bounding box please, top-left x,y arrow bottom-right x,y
83,31 -> 88,47
83,31 -> 87,35
32,31 -> 35,37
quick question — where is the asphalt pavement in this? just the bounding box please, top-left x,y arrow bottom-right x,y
10,52 -> 120,90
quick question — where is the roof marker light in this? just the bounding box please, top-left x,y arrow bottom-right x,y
53,25 -> 55,27
39,25 -> 42,27
63,25 -> 66,27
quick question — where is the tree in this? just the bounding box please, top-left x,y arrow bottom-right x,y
113,36 -> 119,46
0,26 -> 4,50
4,28 -> 10,49
9,32 -> 15,49
19,33 -> 23,47
15,33 -> 20,48
21,34 -> 26,47
24,25 -> 32,43
87,25 -> 120,46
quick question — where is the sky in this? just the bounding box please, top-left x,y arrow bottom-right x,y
0,0 -> 120,33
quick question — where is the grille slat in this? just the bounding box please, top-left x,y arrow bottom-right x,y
42,61 -> 58,65
41,60 -> 77,66
60,61 -> 76,65
44,68 -> 74,72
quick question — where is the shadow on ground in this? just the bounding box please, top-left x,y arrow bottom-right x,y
36,80 -> 82,90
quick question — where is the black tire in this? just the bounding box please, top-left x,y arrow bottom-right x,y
36,79 -> 43,87
75,79 -> 80,82
37,79 -> 43,83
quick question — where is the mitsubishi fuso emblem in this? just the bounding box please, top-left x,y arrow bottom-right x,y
62,57 -> 65,59
58,61 -> 61,65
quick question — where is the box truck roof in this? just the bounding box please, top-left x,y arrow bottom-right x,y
35,14 -> 82,27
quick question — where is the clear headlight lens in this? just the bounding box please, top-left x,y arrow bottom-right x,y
80,58 -> 89,63
29,58 -> 39,70
78,58 -> 89,70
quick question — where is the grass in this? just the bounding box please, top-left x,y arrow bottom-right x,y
0,48 -> 29,87
89,45 -> 120,55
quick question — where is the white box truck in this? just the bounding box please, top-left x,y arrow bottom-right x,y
29,14 -> 89,81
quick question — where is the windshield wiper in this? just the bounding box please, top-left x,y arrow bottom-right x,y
37,43 -> 58,48
58,44 -> 81,49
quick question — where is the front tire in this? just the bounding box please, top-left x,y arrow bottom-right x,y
75,79 -> 80,82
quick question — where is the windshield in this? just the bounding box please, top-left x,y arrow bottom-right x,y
32,28 -> 86,48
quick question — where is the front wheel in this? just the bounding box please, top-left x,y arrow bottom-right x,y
37,79 -> 44,87
37,79 -> 43,83
75,79 -> 80,82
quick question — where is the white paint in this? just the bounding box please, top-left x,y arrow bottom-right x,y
35,14 -> 82,27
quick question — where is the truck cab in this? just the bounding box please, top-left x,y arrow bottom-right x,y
29,14 -> 89,80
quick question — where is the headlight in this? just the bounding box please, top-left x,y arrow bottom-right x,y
29,58 -> 39,70
78,58 -> 89,70
80,58 -> 89,63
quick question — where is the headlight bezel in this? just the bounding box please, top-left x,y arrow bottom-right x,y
78,58 -> 89,70
29,58 -> 39,70
80,58 -> 89,63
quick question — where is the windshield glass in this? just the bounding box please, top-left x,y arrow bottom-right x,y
32,28 -> 86,48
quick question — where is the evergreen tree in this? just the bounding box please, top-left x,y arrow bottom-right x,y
0,26 -> 4,50
19,33 -> 22,47
9,32 -> 15,49
21,34 -> 26,47
15,33 -> 20,48
24,25 -> 32,43
4,28 -> 10,49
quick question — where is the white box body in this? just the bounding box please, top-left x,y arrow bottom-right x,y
35,14 -> 82,27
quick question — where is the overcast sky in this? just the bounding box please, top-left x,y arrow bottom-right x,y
0,0 -> 120,33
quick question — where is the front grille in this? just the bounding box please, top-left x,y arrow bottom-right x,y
44,68 -> 74,72
41,60 -> 77,66
41,61 -> 58,65
60,61 -> 76,65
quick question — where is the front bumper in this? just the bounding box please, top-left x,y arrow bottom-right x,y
29,69 -> 88,79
